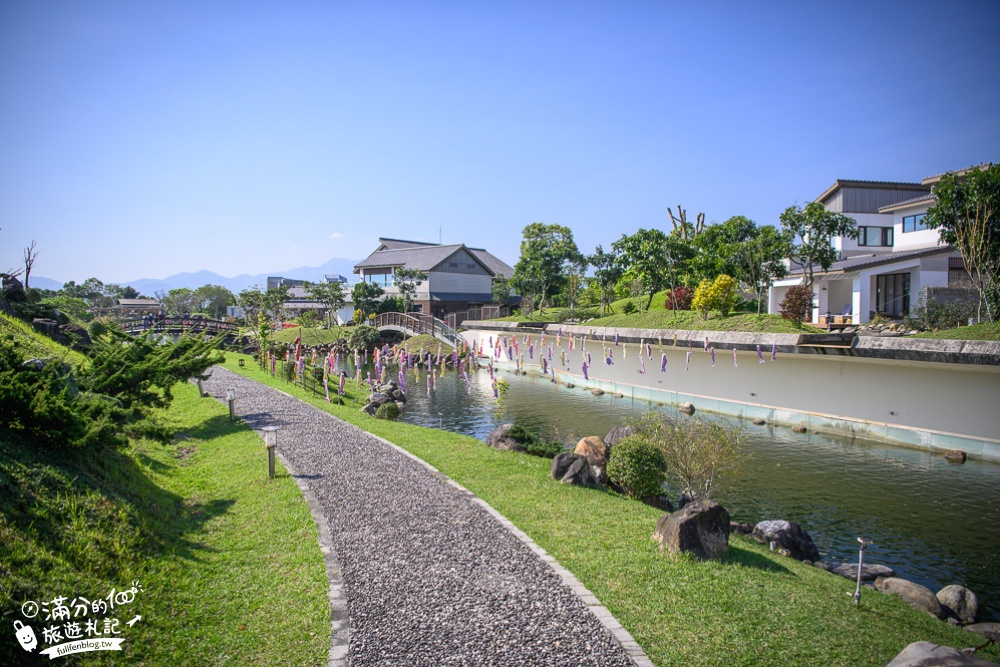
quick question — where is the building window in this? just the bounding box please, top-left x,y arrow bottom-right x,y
902,214 -> 927,233
858,226 -> 893,247
448,262 -> 458,268
876,272 -> 910,317
466,263 -> 475,269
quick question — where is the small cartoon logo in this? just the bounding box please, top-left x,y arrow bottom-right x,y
14,620 -> 37,652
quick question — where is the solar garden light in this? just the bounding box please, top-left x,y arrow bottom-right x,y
262,426 -> 278,479
227,387 -> 236,422
851,537 -> 872,607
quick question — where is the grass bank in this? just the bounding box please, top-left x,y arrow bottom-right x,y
270,325 -> 347,346
225,353 -> 993,667
0,382 -> 329,666
0,312 -> 89,369
912,321 -> 1000,341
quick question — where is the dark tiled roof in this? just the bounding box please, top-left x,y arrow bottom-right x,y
815,179 -> 928,203
788,245 -> 953,276
878,193 -> 936,212
355,240 -> 514,277
355,244 -> 469,272
468,248 -> 515,277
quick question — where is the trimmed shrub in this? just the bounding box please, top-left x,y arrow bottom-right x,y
903,296 -> 978,331
692,274 -> 738,318
374,402 -> 400,421
621,300 -> 638,315
664,286 -> 694,311
606,435 -> 667,498
779,285 -> 814,326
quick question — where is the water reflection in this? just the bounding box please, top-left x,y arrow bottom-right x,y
391,363 -> 1000,621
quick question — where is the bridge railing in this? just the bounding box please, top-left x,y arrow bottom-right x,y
373,312 -> 463,345
120,317 -> 239,335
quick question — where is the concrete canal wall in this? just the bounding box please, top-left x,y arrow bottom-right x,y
461,321 -> 1000,462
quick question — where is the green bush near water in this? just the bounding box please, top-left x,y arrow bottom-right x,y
507,423 -> 564,458
606,435 -> 668,497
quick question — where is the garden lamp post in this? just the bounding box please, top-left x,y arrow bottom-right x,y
227,387 -> 236,422
852,537 -> 872,607
262,426 -> 278,479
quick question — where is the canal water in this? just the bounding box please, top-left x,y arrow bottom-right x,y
389,362 -> 1000,622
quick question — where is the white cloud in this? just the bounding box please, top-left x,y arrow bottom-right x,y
329,232 -> 344,240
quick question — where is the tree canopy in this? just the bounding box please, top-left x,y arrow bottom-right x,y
351,281 -> 384,319
924,164 -> 1000,322
779,202 -> 858,288
612,228 -> 695,310
392,268 -> 427,313
305,280 -> 348,326
510,223 -> 584,314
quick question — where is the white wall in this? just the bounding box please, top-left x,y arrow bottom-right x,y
465,328 -> 1000,458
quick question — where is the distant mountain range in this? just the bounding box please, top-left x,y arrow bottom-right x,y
32,257 -> 361,296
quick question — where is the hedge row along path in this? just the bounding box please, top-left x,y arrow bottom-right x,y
202,366 -> 649,667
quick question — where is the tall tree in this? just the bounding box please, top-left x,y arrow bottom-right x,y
491,273 -> 512,307
613,228 -> 694,310
237,285 -> 290,356
588,245 -> 622,317
691,216 -> 758,283
162,288 -> 198,315
924,164 -> 1000,322
392,268 -> 428,313
779,202 -> 858,288
23,240 -> 38,289
306,280 -> 348,326
351,281 -> 384,319
510,223 -> 583,315
732,224 -> 793,315
193,284 -> 235,319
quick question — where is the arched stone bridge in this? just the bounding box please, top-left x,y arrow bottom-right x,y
119,316 -> 241,343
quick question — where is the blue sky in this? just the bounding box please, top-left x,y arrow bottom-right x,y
2,1 -> 998,286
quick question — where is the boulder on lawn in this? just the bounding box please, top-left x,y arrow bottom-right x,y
485,424 -> 523,452
678,402 -> 695,415
751,520 -> 821,562
884,641 -> 997,667
654,499 -> 730,560
875,577 -> 946,619
964,622 -> 1000,644
831,562 -> 896,582
937,585 -> 979,624
574,436 -> 609,484
551,452 -> 599,488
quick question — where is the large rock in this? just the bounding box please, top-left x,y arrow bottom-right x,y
654,499 -> 730,560
964,623 -> 1000,643
751,520 -> 821,561
551,452 -> 598,488
574,435 -> 608,484
883,641 -> 997,667
875,577 -> 946,619
604,425 -> 637,446
832,562 -> 896,582
59,323 -> 92,349
937,585 -> 979,624
485,423 -> 523,452
2,274 -> 28,303
32,317 -> 61,338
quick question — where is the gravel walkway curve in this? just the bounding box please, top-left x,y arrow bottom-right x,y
203,367 -> 646,667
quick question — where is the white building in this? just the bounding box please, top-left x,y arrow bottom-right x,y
769,172 -> 973,325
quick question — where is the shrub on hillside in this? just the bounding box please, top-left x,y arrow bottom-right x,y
664,286 -> 694,311
692,274 -> 738,318
903,296 -> 978,331
606,435 -> 667,498
346,325 -> 380,351
621,300 -> 638,315
779,285 -> 814,327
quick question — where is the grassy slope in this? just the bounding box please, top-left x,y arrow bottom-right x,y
489,292 -> 823,333
225,353 -> 995,667
1,382 -> 329,665
913,321 -> 1000,341
270,325 -> 346,345
1,312 -> 89,368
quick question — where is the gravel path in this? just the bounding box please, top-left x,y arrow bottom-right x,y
203,367 -> 642,667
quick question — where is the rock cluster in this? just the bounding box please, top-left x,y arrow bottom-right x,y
751,520 -> 821,562
654,500 -> 730,560
360,380 -> 406,416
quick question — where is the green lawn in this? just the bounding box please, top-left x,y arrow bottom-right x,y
912,321 -> 1000,341
225,353 -> 993,667
487,292 -> 823,333
270,325 -> 347,345
0,383 -> 329,666
0,312 -> 90,369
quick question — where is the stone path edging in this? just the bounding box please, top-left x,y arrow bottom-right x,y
272,449 -> 351,667
363,431 -> 656,667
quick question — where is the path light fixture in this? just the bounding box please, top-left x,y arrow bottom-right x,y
850,537 -> 872,607
239,358 -> 245,367
227,387 -> 236,422
262,426 -> 278,479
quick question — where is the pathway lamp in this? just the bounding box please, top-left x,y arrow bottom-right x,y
850,537 -> 872,607
262,426 -> 278,479
227,387 -> 236,422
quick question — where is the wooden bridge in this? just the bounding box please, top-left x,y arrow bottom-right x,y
373,312 -> 464,346
120,316 -> 240,339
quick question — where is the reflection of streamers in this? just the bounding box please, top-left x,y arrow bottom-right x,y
734,347 -> 738,368
710,347 -> 715,366
685,351 -> 691,372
